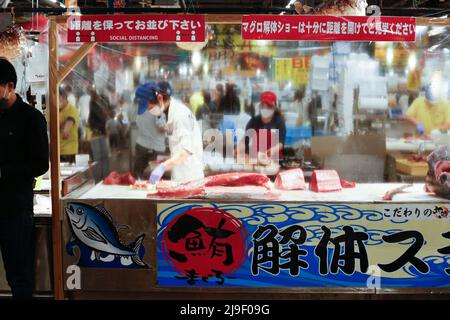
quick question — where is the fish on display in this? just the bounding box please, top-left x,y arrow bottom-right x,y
426,146 -> 450,200
65,202 -> 147,267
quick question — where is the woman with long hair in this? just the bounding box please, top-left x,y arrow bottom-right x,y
219,83 -> 240,115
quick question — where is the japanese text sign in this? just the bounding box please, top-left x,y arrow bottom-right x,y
242,15 -> 416,42
67,14 -> 205,43
158,202 -> 450,287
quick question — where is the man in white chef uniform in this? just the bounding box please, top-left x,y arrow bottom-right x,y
147,81 -> 204,183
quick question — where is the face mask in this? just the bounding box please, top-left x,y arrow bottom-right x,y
0,87 -> 10,111
260,108 -> 275,119
149,104 -> 163,117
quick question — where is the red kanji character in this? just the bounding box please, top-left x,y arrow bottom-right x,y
326,21 -> 333,34
271,21 -> 278,33
257,22 -> 263,33
190,20 -> 201,29
305,21 -> 312,34
250,21 -> 256,33
93,20 -> 102,31
285,23 -> 291,33
170,20 -> 180,30
312,22 -> 320,34
103,20 -> 113,31
147,20 -> 157,30
135,20 -> 145,31
124,20 -> 134,30
299,22 -> 305,33
333,22 -> 340,34
158,20 -> 168,30
341,22 -> 347,34
180,20 -> 189,30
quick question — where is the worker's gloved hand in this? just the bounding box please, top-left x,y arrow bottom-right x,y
257,152 -> 270,166
149,163 -> 167,184
416,123 -> 425,135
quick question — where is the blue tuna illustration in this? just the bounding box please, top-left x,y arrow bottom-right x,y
65,202 -> 147,267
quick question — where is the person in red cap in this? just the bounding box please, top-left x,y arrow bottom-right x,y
239,91 -> 286,165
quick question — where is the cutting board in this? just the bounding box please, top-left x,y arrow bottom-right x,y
396,158 -> 428,176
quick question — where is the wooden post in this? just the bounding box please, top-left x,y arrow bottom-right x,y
58,43 -> 95,82
48,16 -> 64,300
48,15 -> 95,300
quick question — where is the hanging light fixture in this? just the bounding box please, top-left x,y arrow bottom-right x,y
0,20 -> 26,61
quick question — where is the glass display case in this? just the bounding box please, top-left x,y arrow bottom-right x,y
45,16 -> 450,299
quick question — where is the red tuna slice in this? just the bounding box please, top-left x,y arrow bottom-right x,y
151,172 -> 271,198
275,169 -> 306,190
153,178 -> 206,198
340,179 -> 356,188
119,172 -> 136,185
152,186 -> 206,198
103,171 -> 121,185
203,172 -> 271,189
309,170 -> 342,193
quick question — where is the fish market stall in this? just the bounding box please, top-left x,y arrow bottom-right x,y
45,14 -> 450,299
60,173 -> 450,299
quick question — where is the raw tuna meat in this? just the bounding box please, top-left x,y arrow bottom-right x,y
152,178 -> 206,198
426,146 -> 450,199
382,184 -> 413,201
203,172 -> 271,189
275,169 -> 306,190
150,172 -> 271,198
103,171 -> 136,186
309,170 -> 342,193
340,179 -> 356,188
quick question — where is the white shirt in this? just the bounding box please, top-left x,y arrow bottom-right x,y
78,94 -> 91,124
68,93 -> 77,107
166,98 -> 204,182
136,111 -> 166,153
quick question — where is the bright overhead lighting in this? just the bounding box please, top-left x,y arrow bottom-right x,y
192,51 -> 202,68
386,46 -> 394,66
408,53 -> 417,70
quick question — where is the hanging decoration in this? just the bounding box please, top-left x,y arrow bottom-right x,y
0,24 -> 26,61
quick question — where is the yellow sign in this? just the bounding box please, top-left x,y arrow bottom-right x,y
274,56 -> 310,85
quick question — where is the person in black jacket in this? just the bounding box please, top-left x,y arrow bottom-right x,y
0,58 -> 49,299
219,83 -> 241,115
88,89 -> 110,179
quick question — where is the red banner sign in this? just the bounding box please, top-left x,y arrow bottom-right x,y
242,15 -> 416,42
67,14 -> 205,43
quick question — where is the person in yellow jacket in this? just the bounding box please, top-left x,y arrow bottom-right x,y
406,83 -> 450,136
59,87 -> 79,163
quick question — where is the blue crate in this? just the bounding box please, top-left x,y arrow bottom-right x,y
219,119 -> 238,144
285,126 -> 312,145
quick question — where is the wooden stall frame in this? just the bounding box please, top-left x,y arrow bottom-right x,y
48,14 -> 450,300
